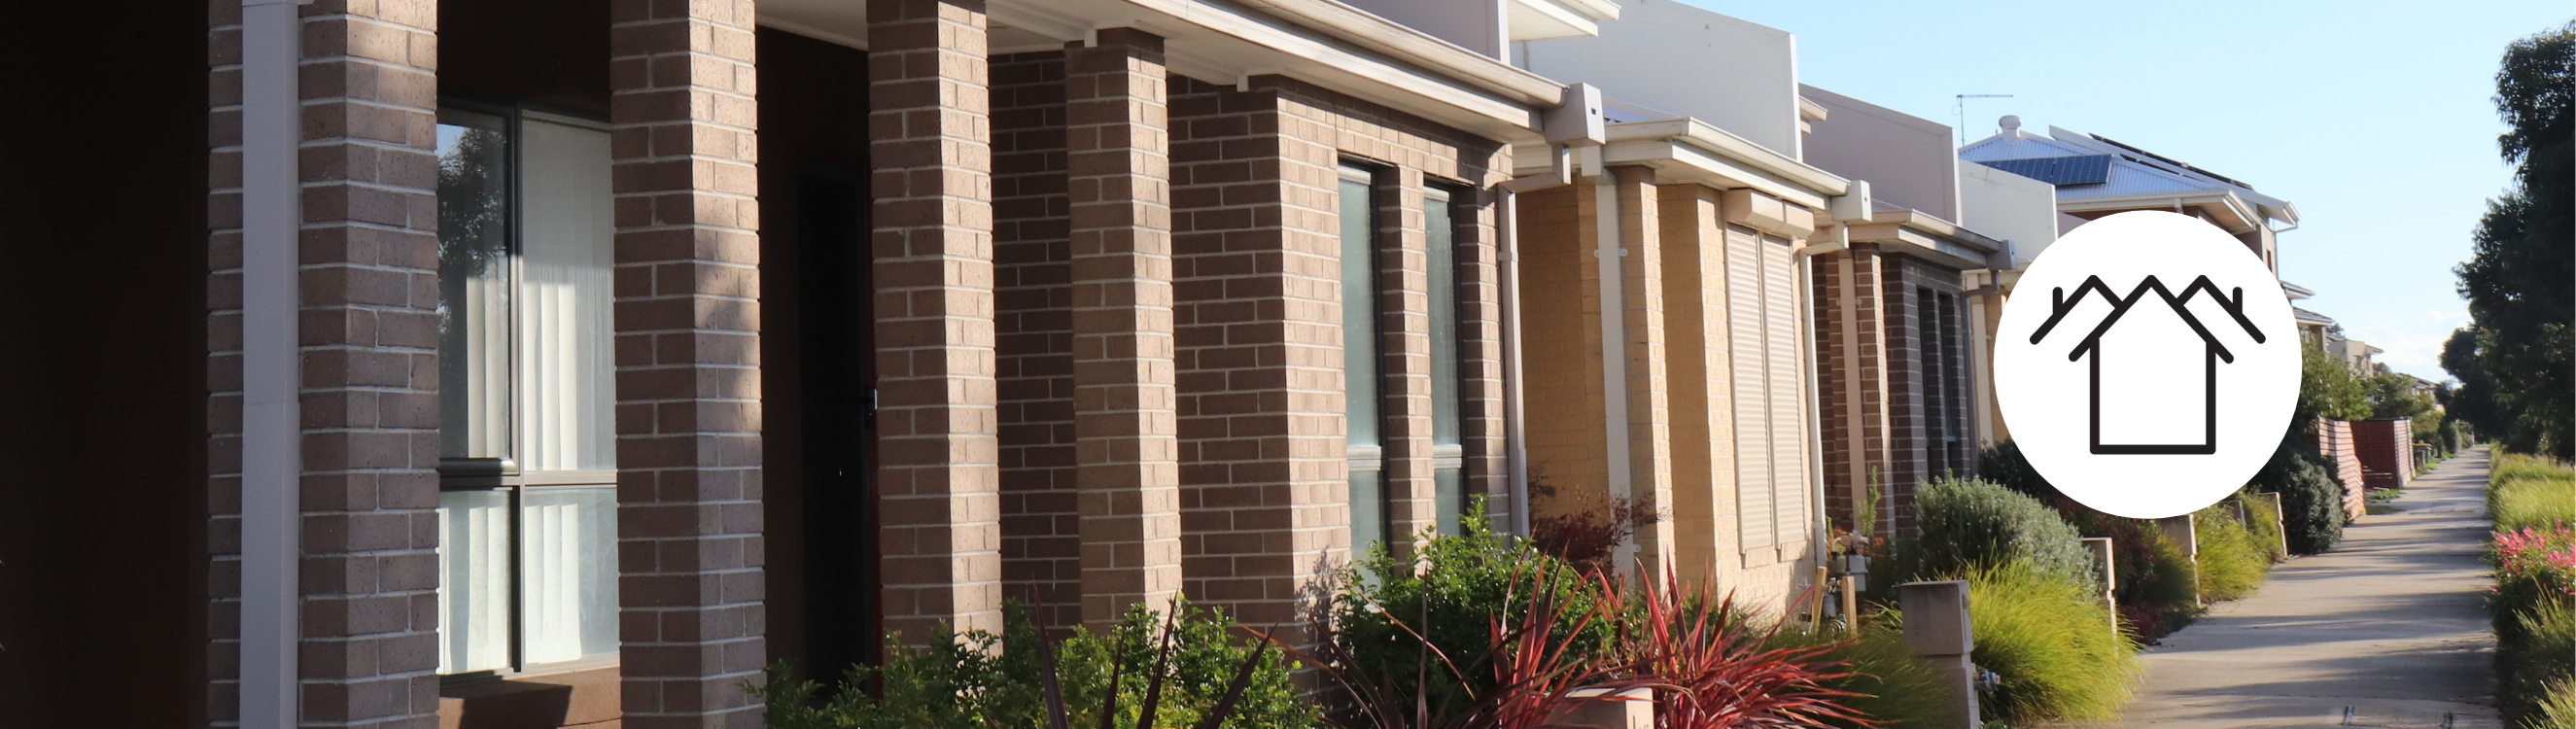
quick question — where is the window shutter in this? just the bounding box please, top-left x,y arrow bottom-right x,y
1727,226 -> 1773,549
1763,235 -> 1807,551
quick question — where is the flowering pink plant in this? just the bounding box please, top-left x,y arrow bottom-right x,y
2491,526 -> 2576,598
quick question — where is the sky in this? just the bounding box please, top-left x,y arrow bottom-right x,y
1674,0 -> 2568,380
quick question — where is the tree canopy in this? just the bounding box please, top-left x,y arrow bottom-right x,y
2448,21 -> 2573,459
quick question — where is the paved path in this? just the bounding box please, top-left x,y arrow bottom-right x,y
2101,448 -> 2500,729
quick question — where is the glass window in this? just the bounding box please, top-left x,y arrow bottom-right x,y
1424,187 -> 1466,537
1340,166 -> 1386,553
434,106 -> 620,677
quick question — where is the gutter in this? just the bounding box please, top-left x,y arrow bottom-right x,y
239,0 -> 307,724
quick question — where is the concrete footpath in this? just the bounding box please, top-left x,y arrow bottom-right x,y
2101,448 -> 2501,729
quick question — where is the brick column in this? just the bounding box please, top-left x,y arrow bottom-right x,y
869,0 -> 1004,643
208,1 -> 445,726
1814,246 -> 1894,539
1657,185 -> 1737,584
608,0 -> 765,725
1375,167 -> 1436,554
207,2 -> 448,726
990,50 -> 1078,630
1610,168 -> 1676,577
1065,29 -> 1183,629
1170,78 -> 1346,637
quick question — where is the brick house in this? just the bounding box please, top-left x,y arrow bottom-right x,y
0,0 -> 1664,726
1507,0 -> 1866,608
1795,87 -> 2009,539
0,0 -> 2009,726
1957,116 -> 2301,451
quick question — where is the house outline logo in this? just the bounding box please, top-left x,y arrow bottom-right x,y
2030,274 -> 2267,456
1992,211 -> 2300,519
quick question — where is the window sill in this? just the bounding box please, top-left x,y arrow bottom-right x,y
436,664 -> 620,729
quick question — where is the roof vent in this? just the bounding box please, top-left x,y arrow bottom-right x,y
1999,115 -> 2023,134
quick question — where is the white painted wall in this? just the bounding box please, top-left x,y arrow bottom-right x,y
1343,0 -> 1509,59
1798,85 -> 1958,222
1515,0 -> 1801,157
1960,163 -> 2060,267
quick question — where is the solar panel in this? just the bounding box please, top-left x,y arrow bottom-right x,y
1973,155 -> 2114,186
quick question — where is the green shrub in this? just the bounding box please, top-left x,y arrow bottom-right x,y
1876,476 -> 2099,598
1978,439 -> 2062,503
2502,599 -> 2576,729
2252,433 -> 2346,554
2530,677 -> 2576,729
2193,500 -> 2274,603
1334,503 -> 1616,718
1893,564 -> 2138,723
2045,501 -> 2199,640
751,601 -> 1314,729
2493,453 -> 2576,533
2240,491 -> 2288,564
1768,620 -> 1961,728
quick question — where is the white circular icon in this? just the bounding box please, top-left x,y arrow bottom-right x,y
1994,211 -> 2301,518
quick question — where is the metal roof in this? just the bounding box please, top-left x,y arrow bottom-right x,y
2292,306 -> 2337,326
1971,156 -> 2113,186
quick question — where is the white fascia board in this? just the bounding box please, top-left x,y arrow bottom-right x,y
991,0 -> 1547,141
1507,0 -> 1597,42
1552,0 -> 1621,21
1847,208 -> 2004,269
2057,191 -> 2260,233
1140,0 -> 1564,103
1581,119 -> 1847,206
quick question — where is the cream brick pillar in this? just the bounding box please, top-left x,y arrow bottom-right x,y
868,0 -> 1005,644
1608,167 -> 1676,577
1064,28 -> 1183,629
608,0 -> 766,724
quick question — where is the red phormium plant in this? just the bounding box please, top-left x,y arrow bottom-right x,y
1274,557 -> 1661,729
1530,498 -> 1663,575
1627,570 -> 1874,729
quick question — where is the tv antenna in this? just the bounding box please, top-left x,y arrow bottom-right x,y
1956,93 -> 2013,146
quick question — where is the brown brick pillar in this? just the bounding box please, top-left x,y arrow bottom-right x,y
1814,245 -> 1894,539
208,0 -> 445,725
869,0 -> 1004,643
1065,29 -> 1183,629
1169,78 -> 1347,637
1375,167 -> 1436,554
608,0 -> 765,725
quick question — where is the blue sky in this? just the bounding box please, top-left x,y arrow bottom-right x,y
1678,0 -> 2569,379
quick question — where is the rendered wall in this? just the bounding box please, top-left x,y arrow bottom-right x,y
1516,0 -> 1801,157
1799,85 -> 1958,222
1960,164 -> 2059,267
1343,0 -> 1508,59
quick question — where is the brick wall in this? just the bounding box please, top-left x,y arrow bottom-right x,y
2310,419 -> 2367,520
2352,418 -> 2414,491
1166,74 -> 1507,636
1656,185 -> 1739,585
1517,178 -> 1816,613
990,49 -> 1079,631
1812,248 -> 1971,541
208,0 -> 447,725
607,0 -> 767,724
1812,246 -> 1893,539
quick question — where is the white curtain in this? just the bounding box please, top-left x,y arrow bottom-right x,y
436,492 -> 512,674
515,117 -> 617,474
